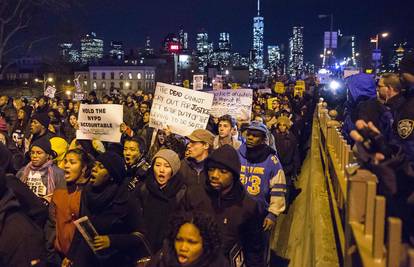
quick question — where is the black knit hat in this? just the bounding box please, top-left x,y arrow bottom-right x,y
31,137 -> 56,158
96,151 -> 126,183
31,112 -> 50,129
206,144 -> 241,180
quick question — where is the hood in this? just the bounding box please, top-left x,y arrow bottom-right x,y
0,190 -> 20,221
345,73 -> 377,105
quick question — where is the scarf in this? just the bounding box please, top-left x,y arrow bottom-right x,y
20,160 -> 56,195
82,183 -> 120,215
245,144 -> 275,163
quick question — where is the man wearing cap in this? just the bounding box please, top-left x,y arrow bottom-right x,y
178,129 -> 215,187
182,145 -> 265,267
238,121 -> 287,232
17,137 -> 65,202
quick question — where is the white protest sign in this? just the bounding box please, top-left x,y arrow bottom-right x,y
44,86 -> 56,98
344,69 -> 360,78
149,82 -> 214,136
213,75 -> 223,90
73,91 -> 85,101
209,89 -> 253,121
193,75 -> 204,90
76,104 -> 123,143
257,88 -> 272,94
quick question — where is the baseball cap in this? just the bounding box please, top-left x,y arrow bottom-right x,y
186,129 -> 215,146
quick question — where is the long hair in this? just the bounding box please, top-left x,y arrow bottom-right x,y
166,212 -> 222,258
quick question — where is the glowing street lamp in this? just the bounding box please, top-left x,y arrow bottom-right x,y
371,32 -> 389,50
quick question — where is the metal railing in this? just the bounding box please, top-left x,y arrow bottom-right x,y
316,101 -> 414,267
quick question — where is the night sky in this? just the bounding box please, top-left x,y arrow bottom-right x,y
34,0 -> 414,62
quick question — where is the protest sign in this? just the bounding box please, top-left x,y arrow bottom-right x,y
149,83 -> 214,136
209,89 -> 253,121
274,82 -> 285,94
76,104 -> 123,143
213,75 -> 223,90
73,91 -> 85,101
344,69 -> 360,78
294,86 -> 305,97
183,80 -> 190,89
257,88 -> 272,94
44,86 -> 56,98
193,75 -> 204,90
296,80 -> 306,90
231,83 -> 240,89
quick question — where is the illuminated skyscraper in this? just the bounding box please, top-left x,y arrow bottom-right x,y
288,26 -> 304,78
219,32 -> 231,51
80,32 -> 104,63
252,0 -> 264,71
109,41 -> 124,60
179,29 -> 189,51
196,30 -> 213,72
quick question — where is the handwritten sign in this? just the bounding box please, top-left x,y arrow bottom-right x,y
213,75 -> 223,90
149,83 -> 214,136
193,75 -> 204,90
44,86 -> 56,98
209,89 -> 253,121
274,82 -> 285,94
73,91 -> 85,101
257,88 -> 272,94
76,104 -> 123,143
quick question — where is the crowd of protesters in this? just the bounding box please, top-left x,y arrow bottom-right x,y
0,75 -> 316,267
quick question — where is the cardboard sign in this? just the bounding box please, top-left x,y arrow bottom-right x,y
274,82 -> 285,94
149,83 -> 214,136
44,86 -> 56,98
296,80 -> 305,89
183,80 -> 190,89
209,89 -> 253,121
193,75 -> 204,90
76,104 -> 123,143
257,88 -> 272,94
213,75 -> 223,90
294,86 -> 305,97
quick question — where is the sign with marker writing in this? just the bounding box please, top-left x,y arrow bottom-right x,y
149,83 -> 214,136
76,104 -> 123,143
209,89 -> 253,121
193,75 -> 204,90
44,86 -> 56,98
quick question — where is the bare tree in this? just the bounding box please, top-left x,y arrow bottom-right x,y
0,0 -> 79,75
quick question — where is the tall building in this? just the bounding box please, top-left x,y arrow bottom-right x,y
196,30 -> 213,72
144,36 -> 154,55
162,33 -> 181,54
268,45 -> 280,67
179,29 -> 189,51
109,41 -> 124,60
288,26 -> 304,78
252,0 -> 264,71
80,32 -> 104,63
59,43 -> 80,63
219,32 -> 231,51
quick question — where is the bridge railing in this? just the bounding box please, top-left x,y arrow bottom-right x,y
316,101 -> 414,267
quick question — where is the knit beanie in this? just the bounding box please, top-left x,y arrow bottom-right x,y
152,149 -> 181,177
96,151 -> 126,183
205,144 -> 241,181
31,137 -> 56,158
31,112 -> 50,129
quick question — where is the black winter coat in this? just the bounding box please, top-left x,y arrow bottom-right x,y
68,183 -> 147,267
181,181 -> 265,267
0,190 -> 46,267
273,130 -> 300,178
178,158 -> 208,188
135,172 -> 187,252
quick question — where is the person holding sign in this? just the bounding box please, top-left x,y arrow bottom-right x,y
67,151 -> 147,267
147,212 -> 229,267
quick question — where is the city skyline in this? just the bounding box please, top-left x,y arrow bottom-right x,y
32,0 -> 414,63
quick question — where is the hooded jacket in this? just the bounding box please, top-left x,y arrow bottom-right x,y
181,145 -> 265,267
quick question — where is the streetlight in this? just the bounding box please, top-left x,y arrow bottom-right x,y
371,32 -> 389,50
47,77 -> 54,83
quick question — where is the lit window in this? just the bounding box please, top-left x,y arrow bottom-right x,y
137,73 -> 142,79
93,82 -> 97,89
119,72 -> 124,79
102,82 -> 106,89
128,72 -> 133,80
